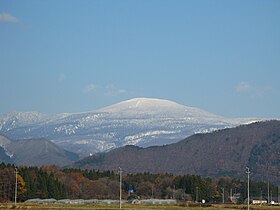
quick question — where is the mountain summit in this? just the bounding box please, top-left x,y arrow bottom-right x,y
0,98 -> 256,157
98,98 -> 225,123
99,98 -> 189,113
98,98 -> 218,117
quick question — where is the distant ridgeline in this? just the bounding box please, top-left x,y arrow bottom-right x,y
73,120 -> 280,184
0,163 -> 278,203
0,98 -> 254,157
0,135 -> 79,167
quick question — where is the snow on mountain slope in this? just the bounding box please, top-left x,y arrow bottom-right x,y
0,111 -> 52,132
0,98 -> 257,157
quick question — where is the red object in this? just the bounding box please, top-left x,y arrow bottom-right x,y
224,202 -> 234,204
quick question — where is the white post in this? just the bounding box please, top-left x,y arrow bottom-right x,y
15,167 -> 18,206
119,167 -> 122,209
246,167 -> 250,210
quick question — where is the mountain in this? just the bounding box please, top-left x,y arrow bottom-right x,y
0,135 -> 13,163
0,135 -> 79,166
0,111 -> 53,132
72,120 -> 280,184
0,98 -> 256,157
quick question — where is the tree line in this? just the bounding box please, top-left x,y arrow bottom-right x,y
0,162 -> 278,203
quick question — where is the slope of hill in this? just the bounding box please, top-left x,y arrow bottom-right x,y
73,120 -> 280,183
9,138 -> 79,166
0,135 -> 79,166
0,98 -> 255,157
0,135 -> 13,163
0,147 -> 13,163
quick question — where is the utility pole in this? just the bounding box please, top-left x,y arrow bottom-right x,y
260,190 -> 263,205
119,167 -> 122,209
278,186 -> 280,205
196,187 -> 198,202
14,167 -> 18,206
246,167 -> 250,210
222,187 -> 225,204
268,182 -> 270,204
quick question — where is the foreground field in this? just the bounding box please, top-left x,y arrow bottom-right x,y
1,203 -> 280,210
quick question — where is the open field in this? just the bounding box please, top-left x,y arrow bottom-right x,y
1,203 -> 280,210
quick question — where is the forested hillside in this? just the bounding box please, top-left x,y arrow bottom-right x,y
73,120 -> 280,183
0,163 -> 278,203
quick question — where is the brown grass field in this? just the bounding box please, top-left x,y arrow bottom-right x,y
1,203 -> 280,210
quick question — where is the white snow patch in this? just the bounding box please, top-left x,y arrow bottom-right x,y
124,130 -> 177,145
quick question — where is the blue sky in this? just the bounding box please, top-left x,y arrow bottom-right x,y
0,0 -> 279,118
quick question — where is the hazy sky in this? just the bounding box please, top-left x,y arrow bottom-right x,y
0,0 -> 279,118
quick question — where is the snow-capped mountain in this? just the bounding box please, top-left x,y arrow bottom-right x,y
0,98 -> 257,157
0,111 -> 52,132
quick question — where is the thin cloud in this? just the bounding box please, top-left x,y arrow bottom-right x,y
0,12 -> 19,23
58,73 -> 66,82
254,85 -> 273,98
83,84 -> 128,96
235,82 -> 272,98
84,84 -> 98,93
105,85 -> 127,97
235,82 -> 253,93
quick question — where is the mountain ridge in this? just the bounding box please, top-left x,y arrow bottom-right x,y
73,120 -> 280,184
0,98 -> 258,156
0,135 -> 79,166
